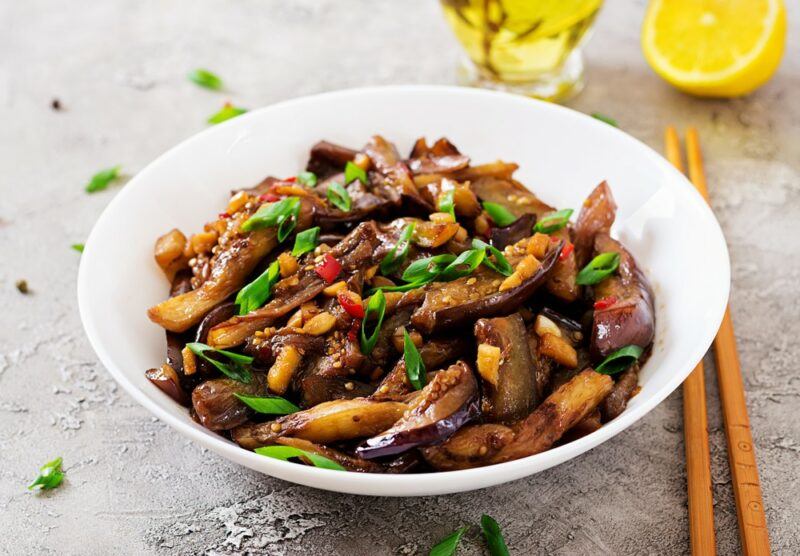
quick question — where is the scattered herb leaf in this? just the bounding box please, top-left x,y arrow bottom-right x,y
28,457 -> 65,491
595,345 -> 644,375
327,182 -> 352,212
208,102 -> 247,125
186,342 -> 253,383
534,208 -> 574,234
236,260 -> 280,315
240,197 -> 300,233
439,249 -> 485,281
591,112 -> 618,127
85,165 -> 121,193
403,330 -> 426,390
482,202 -> 516,227
429,526 -> 468,556
472,239 -> 512,276
292,226 -> 320,257
344,161 -> 368,185
402,253 -> 457,284
188,68 -> 223,91
234,393 -> 300,415
360,290 -> 386,355
576,252 -> 620,285
297,171 -> 318,187
255,445 -> 346,471
481,515 -> 510,556
71,243 -> 85,253
438,190 -> 456,220
380,223 -> 416,276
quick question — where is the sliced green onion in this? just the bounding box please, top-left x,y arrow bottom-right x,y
188,68 -> 223,90
292,226 -> 320,257
380,223 -> 416,276
472,239 -> 512,276
236,260 -> 280,315
85,165 -> 121,193
234,394 -> 300,415
369,280 -> 432,294
403,330 -> 426,390
71,243 -> 85,253
481,514 -> 510,556
439,249 -> 485,281
344,161 -> 368,185
207,103 -> 247,125
429,525 -> 468,556
276,212 -> 298,242
437,190 -> 456,220
595,345 -> 644,375
327,182 -> 352,212
360,290 -> 386,355
576,252 -> 620,285
591,112 -> 618,127
482,202 -> 516,227
297,171 -> 317,187
534,208 -> 574,234
240,197 -> 300,233
28,457 -> 65,491
402,254 -> 457,284
186,342 -> 253,383
255,445 -> 346,471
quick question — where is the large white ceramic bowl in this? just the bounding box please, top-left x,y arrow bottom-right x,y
78,85 -> 729,496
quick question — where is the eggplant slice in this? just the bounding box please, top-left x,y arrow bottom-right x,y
574,181 -> 617,266
357,361 -> 479,459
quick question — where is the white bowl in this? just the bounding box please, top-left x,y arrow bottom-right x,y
78,85 -> 729,496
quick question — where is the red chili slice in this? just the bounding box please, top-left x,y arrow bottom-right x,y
218,212 -> 231,219
315,253 -> 342,284
593,296 -> 618,310
258,193 -> 280,203
284,176 -> 297,183
559,242 -> 574,261
347,319 -> 361,342
337,291 -> 365,319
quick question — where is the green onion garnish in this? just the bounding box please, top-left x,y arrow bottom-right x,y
28,457 -> 65,491
236,260 -> 280,315
360,290 -> 386,355
595,345 -> 644,375
297,171 -> 317,187
344,161 -> 368,185
368,280 -> 431,294
402,253 -> 457,284
292,226 -> 320,257
327,182 -> 352,212
207,102 -> 247,125
438,190 -> 456,220
255,446 -> 346,471
591,112 -> 618,127
534,208 -> 574,234
480,514 -> 510,556
186,342 -> 253,383
429,525 -> 468,556
234,394 -> 300,415
85,165 -> 121,193
403,330 -> 426,390
576,252 -> 620,285
380,223 -> 415,276
472,239 -> 512,276
71,243 -> 85,253
188,68 -> 223,90
439,249 -> 485,281
240,197 -> 300,233
482,202 -> 516,227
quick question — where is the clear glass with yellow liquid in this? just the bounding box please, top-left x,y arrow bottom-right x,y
440,0 -> 603,101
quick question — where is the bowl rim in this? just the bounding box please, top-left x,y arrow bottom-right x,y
77,84 -> 730,496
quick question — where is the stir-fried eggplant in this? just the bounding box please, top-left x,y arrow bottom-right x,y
144,136 -> 656,473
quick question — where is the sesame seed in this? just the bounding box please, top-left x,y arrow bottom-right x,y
270,422 -> 282,433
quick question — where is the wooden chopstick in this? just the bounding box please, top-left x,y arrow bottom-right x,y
685,128 -> 771,556
664,127 -> 716,556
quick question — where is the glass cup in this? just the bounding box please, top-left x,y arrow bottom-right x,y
440,0 -> 604,102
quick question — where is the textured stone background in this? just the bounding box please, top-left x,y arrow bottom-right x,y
1,1 -> 799,554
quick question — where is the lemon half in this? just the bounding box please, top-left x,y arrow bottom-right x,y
642,0 -> 787,97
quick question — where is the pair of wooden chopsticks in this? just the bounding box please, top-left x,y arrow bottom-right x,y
665,127 -> 770,556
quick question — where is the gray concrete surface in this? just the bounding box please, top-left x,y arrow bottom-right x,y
1,1 -> 799,554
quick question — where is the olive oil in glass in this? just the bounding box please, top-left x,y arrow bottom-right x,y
440,0 -> 603,101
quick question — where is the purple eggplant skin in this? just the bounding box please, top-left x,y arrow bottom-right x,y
574,181 -> 617,266
195,302 -> 237,343
191,373 -> 267,431
356,361 -> 480,460
490,213 -> 537,250
590,233 -> 655,359
475,313 -> 538,423
305,140 -> 357,180
411,240 -> 563,334
146,364 -> 189,406
299,376 -> 374,407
